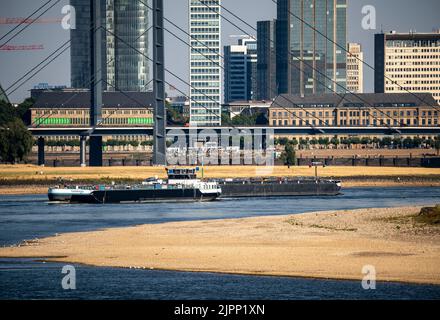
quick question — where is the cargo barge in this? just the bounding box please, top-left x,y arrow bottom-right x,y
48,168 -> 342,203
218,178 -> 341,198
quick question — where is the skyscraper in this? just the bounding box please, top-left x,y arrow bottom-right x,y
276,0 -> 347,96
224,37 -> 257,103
347,43 -> 363,93
375,31 -> 440,105
224,43 -> 247,103
257,20 -> 277,101
189,0 -> 222,126
244,38 -> 258,101
70,0 -> 151,92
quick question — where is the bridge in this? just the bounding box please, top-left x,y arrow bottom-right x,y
31,125 -> 440,166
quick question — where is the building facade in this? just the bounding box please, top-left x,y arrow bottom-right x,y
375,31 -> 440,105
70,0 -> 151,92
30,91 -> 154,127
347,43 -> 363,93
224,44 -> 247,103
224,37 -> 257,103
189,0 -> 222,126
244,38 -> 258,101
269,93 -> 439,128
257,20 -> 277,101
276,0 -> 347,96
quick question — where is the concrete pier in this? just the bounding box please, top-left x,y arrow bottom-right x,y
80,136 -> 87,167
37,137 -> 45,166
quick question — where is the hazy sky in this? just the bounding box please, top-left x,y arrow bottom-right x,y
1,0 -> 439,103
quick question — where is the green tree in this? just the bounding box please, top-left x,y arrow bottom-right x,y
282,142 -> 296,168
402,137 -> 414,149
318,137 -> 329,147
0,118 -> 33,163
360,137 -> 371,146
330,136 -> 340,147
434,136 -> 440,155
277,137 -> 288,146
16,97 -> 34,125
380,137 -> 392,147
166,101 -> 189,126
0,100 -> 16,124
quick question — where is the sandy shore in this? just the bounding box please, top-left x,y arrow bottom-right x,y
1,164 -> 439,195
1,206 -> 439,285
1,164 -> 439,180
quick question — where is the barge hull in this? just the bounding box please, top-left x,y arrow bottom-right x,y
220,181 -> 341,198
70,188 -> 219,204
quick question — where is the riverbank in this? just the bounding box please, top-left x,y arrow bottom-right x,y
1,206 -> 439,285
1,164 -> 439,194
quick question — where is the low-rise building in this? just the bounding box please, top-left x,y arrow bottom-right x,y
269,93 -> 440,128
30,90 -> 155,142
31,90 -> 154,127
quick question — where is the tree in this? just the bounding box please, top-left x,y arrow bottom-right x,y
402,137 -> 414,149
277,137 -> 288,146
330,136 -> 340,148
16,98 -> 34,125
360,137 -> 371,146
318,137 -> 329,147
0,118 -> 33,163
434,136 -> 440,155
167,103 -> 189,126
380,137 -> 392,148
282,142 -> 296,168
0,100 -> 16,124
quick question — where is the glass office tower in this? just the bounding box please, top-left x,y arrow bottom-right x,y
276,0 -> 347,96
70,0 -> 151,92
224,37 -> 257,103
189,0 -> 222,126
257,20 -> 277,101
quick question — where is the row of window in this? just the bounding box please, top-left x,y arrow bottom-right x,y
271,118 -> 439,126
34,109 -> 152,115
33,117 -> 154,126
272,110 -> 439,118
190,14 -> 220,20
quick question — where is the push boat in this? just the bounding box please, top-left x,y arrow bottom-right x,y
48,168 -> 221,203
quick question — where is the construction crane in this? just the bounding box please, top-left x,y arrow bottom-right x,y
0,44 -> 44,51
0,18 -> 62,24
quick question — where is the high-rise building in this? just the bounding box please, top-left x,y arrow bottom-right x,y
244,38 -> 258,101
224,44 -> 247,103
375,31 -> 440,105
257,20 -> 277,101
347,43 -> 363,93
224,37 -> 257,103
189,0 -> 222,126
70,0 -> 151,92
276,0 -> 347,96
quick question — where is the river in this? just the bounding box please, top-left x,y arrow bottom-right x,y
0,186 -> 439,299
